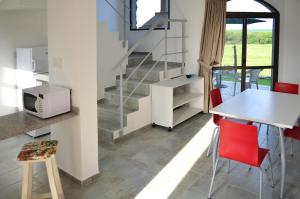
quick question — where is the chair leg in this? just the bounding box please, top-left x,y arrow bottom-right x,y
259,168 -> 263,199
267,125 -> 269,136
207,127 -> 218,157
291,139 -> 294,157
50,156 -> 64,198
208,158 -> 219,199
267,153 -> 275,188
227,160 -> 231,174
46,158 -> 59,199
21,162 -> 33,199
256,81 -> 259,89
233,79 -> 237,96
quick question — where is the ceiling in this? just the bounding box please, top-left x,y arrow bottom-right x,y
0,0 -> 47,11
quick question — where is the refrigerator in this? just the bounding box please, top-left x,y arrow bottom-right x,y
16,46 -> 50,138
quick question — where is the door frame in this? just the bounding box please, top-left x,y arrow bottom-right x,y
214,1 -> 280,91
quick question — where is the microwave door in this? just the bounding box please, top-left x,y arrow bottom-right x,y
23,93 -> 38,113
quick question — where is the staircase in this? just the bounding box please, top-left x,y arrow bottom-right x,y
98,52 -> 183,143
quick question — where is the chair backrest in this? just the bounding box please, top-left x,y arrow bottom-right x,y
219,119 -> 259,166
249,69 -> 262,82
210,88 -> 223,125
274,82 -> 299,95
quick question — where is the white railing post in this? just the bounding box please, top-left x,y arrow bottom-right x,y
181,21 -> 185,74
164,20 -> 168,79
119,68 -> 124,133
122,0 -> 126,48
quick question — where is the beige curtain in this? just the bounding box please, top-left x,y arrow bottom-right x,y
198,0 -> 226,113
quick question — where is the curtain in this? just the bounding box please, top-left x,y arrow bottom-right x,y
198,0 -> 226,113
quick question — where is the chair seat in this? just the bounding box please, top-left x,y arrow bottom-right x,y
284,126 -> 300,141
17,140 -> 58,161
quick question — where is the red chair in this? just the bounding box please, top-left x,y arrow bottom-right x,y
264,82 -> 299,136
207,88 -> 252,157
208,119 -> 274,199
274,82 -> 299,156
274,82 -> 299,95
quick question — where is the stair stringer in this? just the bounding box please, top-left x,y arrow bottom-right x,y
112,96 -> 151,140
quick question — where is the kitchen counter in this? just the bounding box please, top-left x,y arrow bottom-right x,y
0,108 -> 78,141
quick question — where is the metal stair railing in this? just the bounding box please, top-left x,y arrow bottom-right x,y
114,18 -> 187,133
103,0 -> 130,46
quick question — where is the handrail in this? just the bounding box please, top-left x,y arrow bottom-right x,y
115,17 -> 187,133
104,0 -> 130,25
122,54 -> 165,106
125,37 -> 164,82
113,18 -> 186,71
117,0 -> 130,10
112,19 -> 163,71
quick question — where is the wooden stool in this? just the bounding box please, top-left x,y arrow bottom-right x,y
17,140 -> 64,199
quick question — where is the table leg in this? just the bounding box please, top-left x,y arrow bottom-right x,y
279,127 -> 286,199
212,127 -> 220,168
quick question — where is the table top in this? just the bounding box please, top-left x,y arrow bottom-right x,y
210,89 -> 300,129
0,109 -> 78,141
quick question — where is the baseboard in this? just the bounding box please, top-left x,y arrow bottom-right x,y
59,168 -> 101,186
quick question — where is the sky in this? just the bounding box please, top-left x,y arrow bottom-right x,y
136,0 -> 160,28
227,0 -> 273,30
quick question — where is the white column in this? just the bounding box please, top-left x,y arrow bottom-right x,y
48,0 -> 99,181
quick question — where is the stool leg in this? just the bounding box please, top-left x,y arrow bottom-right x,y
21,162 -> 33,199
50,156 -> 64,198
46,158 -> 59,199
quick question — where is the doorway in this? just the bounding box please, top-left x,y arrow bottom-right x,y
213,0 -> 279,101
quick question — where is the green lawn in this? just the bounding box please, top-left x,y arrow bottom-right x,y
222,44 -> 272,67
221,44 -> 272,78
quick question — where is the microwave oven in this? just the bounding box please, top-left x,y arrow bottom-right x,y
22,85 -> 71,119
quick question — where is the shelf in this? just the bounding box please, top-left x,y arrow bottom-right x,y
173,93 -> 202,109
173,106 -> 202,126
153,76 -> 201,88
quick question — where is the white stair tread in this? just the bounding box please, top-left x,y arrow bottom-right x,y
106,89 -> 148,99
98,102 -> 137,114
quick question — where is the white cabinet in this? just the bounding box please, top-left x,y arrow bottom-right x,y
151,76 -> 204,130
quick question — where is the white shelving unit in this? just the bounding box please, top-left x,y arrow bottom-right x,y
151,76 -> 204,130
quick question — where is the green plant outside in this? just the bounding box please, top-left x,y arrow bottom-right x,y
220,30 -> 273,86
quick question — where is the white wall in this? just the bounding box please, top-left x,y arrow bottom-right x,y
97,0 -> 125,40
0,10 -> 47,116
264,0 -> 300,87
280,0 -> 300,85
48,0 -> 99,181
126,0 -> 206,75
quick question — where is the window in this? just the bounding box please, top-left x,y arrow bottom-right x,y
130,0 -> 170,30
213,0 -> 279,101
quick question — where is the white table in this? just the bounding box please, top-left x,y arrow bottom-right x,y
210,89 -> 300,199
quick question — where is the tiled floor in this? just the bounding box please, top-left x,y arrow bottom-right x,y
1,113 -> 300,199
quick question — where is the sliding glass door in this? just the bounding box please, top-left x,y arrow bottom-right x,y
213,0 -> 279,101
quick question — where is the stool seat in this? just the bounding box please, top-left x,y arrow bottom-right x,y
17,140 -> 58,161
